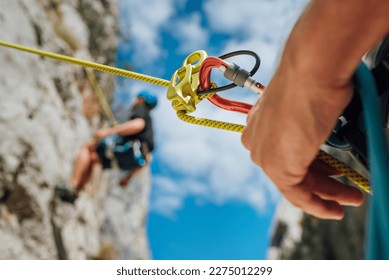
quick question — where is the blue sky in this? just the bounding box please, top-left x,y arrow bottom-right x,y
115,0 -> 308,260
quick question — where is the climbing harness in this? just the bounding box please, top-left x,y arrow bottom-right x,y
96,135 -> 146,171
0,40 -> 374,194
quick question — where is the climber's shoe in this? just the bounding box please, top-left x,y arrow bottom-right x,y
55,184 -> 78,204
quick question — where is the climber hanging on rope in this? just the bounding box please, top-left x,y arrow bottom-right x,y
55,90 -> 157,203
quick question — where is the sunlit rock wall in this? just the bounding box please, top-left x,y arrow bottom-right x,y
0,0 -> 150,259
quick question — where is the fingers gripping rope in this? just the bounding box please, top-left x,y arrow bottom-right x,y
318,150 -> 371,193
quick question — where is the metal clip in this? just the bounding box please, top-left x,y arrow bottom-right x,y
166,50 -> 208,113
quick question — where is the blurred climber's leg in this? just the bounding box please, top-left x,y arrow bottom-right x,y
56,139 -> 98,203
71,139 -> 98,192
119,167 -> 142,187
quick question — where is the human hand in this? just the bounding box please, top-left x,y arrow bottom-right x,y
241,66 -> 364,220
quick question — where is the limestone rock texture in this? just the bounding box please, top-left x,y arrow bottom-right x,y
0,0 -> 150,260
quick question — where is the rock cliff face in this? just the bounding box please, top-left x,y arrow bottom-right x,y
268,198 -> 367,260
0,0 -> 150,259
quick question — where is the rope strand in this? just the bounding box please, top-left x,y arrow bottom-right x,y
0,40 -> 170,87
85,68 -> 118,126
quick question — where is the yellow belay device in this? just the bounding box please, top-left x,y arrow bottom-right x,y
0,40 -> 371,193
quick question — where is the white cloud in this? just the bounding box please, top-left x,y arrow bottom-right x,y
171,13 -> 209,53
150,175 -> 185,218
204,0 -> 307,38
152,194 -> 183,218
119,0 -> 181,64
204,0 -> 309,83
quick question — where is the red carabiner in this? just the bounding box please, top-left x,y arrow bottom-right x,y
199,57 -> 253,114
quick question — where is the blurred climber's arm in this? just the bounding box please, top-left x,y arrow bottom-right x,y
94,118 -> 145,142
242,0 -> 389,219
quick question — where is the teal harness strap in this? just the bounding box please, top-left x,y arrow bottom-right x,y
354,63 -> 389,259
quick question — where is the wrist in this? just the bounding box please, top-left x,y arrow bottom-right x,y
280,0 -> 389,89
280,41 -> 356,91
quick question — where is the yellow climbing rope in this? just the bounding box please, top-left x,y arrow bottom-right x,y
85,68 -> 118,126
0,40 -> 371,193
0,40 -> 170,88
318,151 -> 370,193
